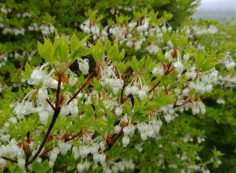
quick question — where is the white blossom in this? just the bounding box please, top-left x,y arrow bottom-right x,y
123,124 -> 135,137
58,142 -> 72,155
29,69 -> 46,85
60,105 -> 70,117
69,76 -> 78,86
77,161 -> 90,173
122,135 -> 130,147
78,59 -> 89,75
152,66 -> 164,76
17,158 -> 25,169
115,107 -> 122,116
38,110 -> 49,124
174,61 -> 184,74
93,153 -> 106,164
0,158 -> 6,168
38,88 -> 48,105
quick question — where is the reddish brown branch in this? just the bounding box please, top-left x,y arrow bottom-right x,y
104,131 -> 123,152
67,70 -> 96,105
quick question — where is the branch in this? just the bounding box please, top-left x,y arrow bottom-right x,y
55,76 -> 62,109
67,70 -> 96,105
46,98 -> 56,111
148,81 -> 161,93
1,156 -> 17,163
104,130 -> 124,152
26,75 -> 62,166
27,111 -> 60,166
39,131 -> 83,159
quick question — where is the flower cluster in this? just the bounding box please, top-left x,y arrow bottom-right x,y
28,23 -> 55,36
80,17 -> 174,54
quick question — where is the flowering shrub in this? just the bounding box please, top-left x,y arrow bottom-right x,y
0,0 -> 199,85
0,1 -> 236,173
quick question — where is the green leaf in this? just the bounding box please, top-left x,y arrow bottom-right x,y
70,33 -> 80,53
91,40 -> 104,63
54,35 -> 69,63
38,39 -> 54,63
70,35 -> 89,60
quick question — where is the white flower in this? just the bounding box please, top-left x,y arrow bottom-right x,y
147,44 -> 159,54
38,110 -> 49,124
106,78 -> 124,94
77,161 -> 90,173
225,61 -> 235,70
69,99 -> 79,116
8,117 -> 17,124
43,77 -> 58,89
134,40 -> 142,50
115,107 -> 122,116
99,141 -> 106,151
185,67 -> 197,80
49,160 -> 54,168
130,85 -> 139,95
162,25 -> 167,32
167,40 -> 174,48
38,88 -> 48,105
123,124 -> 135,137
60,105 -> 70,117
164,114 -> 172,123
0,158 -> 6,168
77,163 -> 84,173
36,157 -> 42,164
122,135 -> 130,147
69,76 -> 78,86
114,125 -> 122,134
78,59 -> 89,75
182,88 -> 190,96
137,123 -> 148,141
190,101 -> 206,115
217,98 -> 225,104
125,86 -> 132,96
151,120 -> 162,133
79,146 -> 90,158
183,54 -> 190,61
58,142 -> 72,155
93,153 -> 106,164
29,69 -> 46,84
140,132 -> 147,141
174,61 -> 184,74
17,158 -> 25,169
90,145 -> 99,154
137,90 -> 146,100
91,24 -> 100,35
152,66 -> 164,76
49,148 -> 60,162
137,18 -> 149,32
126,40 -> 133,48
72,147 -> 79,159
14,101 -> 35,119
128,21 -> 137,30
